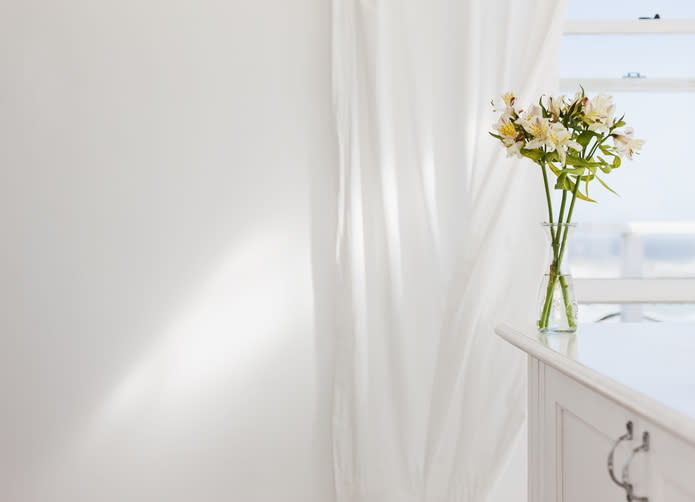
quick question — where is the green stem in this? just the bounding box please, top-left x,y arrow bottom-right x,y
587,133 -> 611,160
555,178 -> 581,329
558,176 -> 580,264
555,189 -> 568,261
539,267 -> 557,330
540,161 -> 556,248
538,160 -> 559,330
558,275 -> 576,328
540,178 -> 580,330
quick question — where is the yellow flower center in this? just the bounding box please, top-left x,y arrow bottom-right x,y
499,122 -> 516,137
528,123 -> 544,137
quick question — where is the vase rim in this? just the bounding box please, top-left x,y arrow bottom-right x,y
541,222 -> 577,227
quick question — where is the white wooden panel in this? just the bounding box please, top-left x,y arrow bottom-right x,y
542,365 -> 646,501
643,420 -> 695,502
662,482 -> 695,502
528,357 -> 543,502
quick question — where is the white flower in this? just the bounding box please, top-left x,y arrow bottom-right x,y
493,115 -> 519,143
519,105 -> 553,151
492,115 -> 525,158
583,94 -> 616,133
518,105 -> 550,139
523,119 -> 581,165
491,92 -> 517,116
548,122 -> 582,165
491,114 -> 527,158
543,94 -> 567,119
571,90 -> 583,105
505,140 -> 524,158
613,128 -> 645,160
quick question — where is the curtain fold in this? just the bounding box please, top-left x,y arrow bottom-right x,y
332,1 -> 568,500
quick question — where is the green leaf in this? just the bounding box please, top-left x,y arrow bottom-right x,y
565,154 -> 601,168
576,130 -> 598,148
567,175 -> 597,203
547,162 -> 561,177
489,132 -> 504,140
596,174 -> 620,196
612,114 -> 626,129
520,148 -> 544,162
554,173 -> 571,190
560,167 -> 587,176
576,188 -> 597,203
595,157 -> 610,171
576,192 -> 597,203
594,155 -> 618,173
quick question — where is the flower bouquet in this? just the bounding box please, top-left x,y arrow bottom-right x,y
489,89 -> 644,332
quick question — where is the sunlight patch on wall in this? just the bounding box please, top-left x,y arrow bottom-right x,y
100,227 -> 312,419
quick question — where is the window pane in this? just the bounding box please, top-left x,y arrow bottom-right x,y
565,93 -> 695,224
567,0 -> 695,20
563,92 -> 695,279
560,35 -> 695,78
643,235 -> 695,276
569,232 -> 695,278
571,232 -> 622,278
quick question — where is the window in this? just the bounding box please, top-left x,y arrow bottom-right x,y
559,2 -> 695,322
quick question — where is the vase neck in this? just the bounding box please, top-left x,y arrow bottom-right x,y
542,223 -> 574,273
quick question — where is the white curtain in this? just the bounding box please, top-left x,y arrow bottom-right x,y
332,1 -> 568,501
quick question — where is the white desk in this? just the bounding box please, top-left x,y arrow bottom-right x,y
496,322 -> 695,502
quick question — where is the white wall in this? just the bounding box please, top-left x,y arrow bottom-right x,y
0,1 -> 337,501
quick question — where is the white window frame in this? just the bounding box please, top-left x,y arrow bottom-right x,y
565,19 -> 695,34
560,19 -> 695,94
561,18 -> 695,320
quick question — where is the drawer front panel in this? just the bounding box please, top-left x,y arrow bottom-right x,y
644,419 -> 695,501
542,365 -> 648,501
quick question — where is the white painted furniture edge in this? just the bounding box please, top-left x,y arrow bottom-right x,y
495,322 -> 695,447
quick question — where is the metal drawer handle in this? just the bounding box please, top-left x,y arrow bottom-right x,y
607,421 -> 633,490
622,431 -> 650,502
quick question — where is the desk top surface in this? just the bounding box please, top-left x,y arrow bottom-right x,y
496,322 -> 695,445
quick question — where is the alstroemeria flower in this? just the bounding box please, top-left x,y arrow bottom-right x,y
613,127 -> 645,159
505,140 -> 524,158
543,94 -> 567,120
583,94 -> 616,133
518,105 -> 550,138
492,115 -> 525,158
491,92 -> 517,116
493,115 -> 519,143
548,123 -> 582,165
524,121 -> 581,165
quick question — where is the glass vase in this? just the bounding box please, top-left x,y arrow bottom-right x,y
537,222 -> 578,333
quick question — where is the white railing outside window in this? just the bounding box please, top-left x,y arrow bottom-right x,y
572,223 -> 695,322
